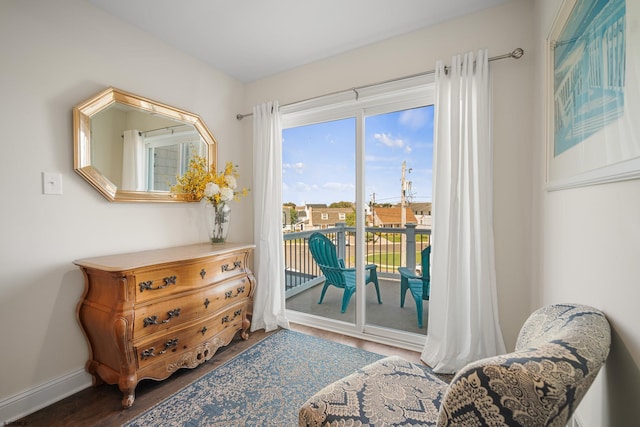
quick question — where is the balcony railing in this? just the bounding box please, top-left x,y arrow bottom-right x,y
284,223 -> 430,298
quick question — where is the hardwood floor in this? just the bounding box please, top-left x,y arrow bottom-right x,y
15,324 -> 420,427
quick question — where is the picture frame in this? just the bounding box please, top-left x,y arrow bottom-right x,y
545,0 -> 639,190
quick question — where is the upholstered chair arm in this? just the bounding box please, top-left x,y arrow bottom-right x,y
437,304 -> 611,427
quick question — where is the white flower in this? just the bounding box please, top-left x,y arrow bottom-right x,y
204,182 -> 220,198
220,187 -> 235,201
225,175 -> 237,189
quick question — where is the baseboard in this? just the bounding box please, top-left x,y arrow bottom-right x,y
567,412 -> 585,427
0,369 -> 92,424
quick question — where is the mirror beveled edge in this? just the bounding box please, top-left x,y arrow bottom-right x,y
73,87 -> 217,202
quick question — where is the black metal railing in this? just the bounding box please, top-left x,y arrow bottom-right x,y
283,223 -> 430,298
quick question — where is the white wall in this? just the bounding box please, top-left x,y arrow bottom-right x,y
244,0 -> 535,351
0,0 -> 250,421
10,0 -> 634,423
532,1 -> 640,425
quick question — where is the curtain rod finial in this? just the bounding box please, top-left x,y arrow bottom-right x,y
511,48 -> 524,59
236,113 -> 244,121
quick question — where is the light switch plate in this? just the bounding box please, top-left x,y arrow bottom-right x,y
43,172 -> 63,195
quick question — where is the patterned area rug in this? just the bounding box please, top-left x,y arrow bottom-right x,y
124,329 -> 385,427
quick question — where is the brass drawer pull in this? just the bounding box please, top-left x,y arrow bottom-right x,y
204,298 -> 210,308
221,309 -> 243,324
200,268 -> 206,279
140,347 -> 155,360
143,315 -> 158,327
200,326 -> 208,335
224,286 -> 246,299
139,275 -> 177,292
143,308 -> 181,327
158,338 -> 179,355
163,308 -> 181,323
221,260 -> 242,273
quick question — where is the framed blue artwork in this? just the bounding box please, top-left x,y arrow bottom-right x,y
546,0 -> 640,190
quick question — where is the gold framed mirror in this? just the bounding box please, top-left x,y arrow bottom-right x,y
73,87 -> 217,202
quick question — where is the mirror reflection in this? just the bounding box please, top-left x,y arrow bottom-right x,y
73,87 -> 217,202
91,104 -> 206,192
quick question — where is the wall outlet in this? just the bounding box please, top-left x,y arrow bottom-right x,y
42,172 -> 63,195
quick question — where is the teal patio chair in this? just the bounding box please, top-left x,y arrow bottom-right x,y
308,232 -> 381,313
398,246 -> 430,328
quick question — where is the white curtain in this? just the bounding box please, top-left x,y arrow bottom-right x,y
122,129 -> 145,191
251,101 -> 290,332
421,50 -> 506,373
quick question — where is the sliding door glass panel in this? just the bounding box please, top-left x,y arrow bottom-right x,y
363,105 -> 434,336
283,118 -> 357,325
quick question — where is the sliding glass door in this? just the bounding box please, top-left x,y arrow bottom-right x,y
282,82 -> 434,348
362,105 -> 433,340
282,117 -> 357,325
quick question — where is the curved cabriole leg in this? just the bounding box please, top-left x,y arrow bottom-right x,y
119,375 -> 137,408
122,392 -> 135,408
241,316 -> 250,340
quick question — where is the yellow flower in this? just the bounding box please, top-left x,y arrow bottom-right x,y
171,155 -> 249,204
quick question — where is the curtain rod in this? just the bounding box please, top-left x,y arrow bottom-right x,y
121,124 -> 193,138
143,124 -> 192,135
236,47 -> 523,120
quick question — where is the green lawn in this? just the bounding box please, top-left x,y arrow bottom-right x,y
366,252 -> 421,266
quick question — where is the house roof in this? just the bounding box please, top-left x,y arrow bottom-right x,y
310,207 -> 353,225
410,202 -> 432,213
374,207 -> 417,225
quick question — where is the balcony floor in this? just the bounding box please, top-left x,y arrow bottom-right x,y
285,277 -> 428,335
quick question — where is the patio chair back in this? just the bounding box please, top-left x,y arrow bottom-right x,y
308,232 -> 381,313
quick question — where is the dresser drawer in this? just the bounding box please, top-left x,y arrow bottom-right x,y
134,304 -> 247,370
134,252 -> 249,303
133,276 -> 252,339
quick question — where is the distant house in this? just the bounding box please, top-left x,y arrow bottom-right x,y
282,207 -> 291,229
294,206 -> 308,231
305,204 -> 354,229
409,202 -> 432,229
282,204 -> 311,232
372,207 -> 417,227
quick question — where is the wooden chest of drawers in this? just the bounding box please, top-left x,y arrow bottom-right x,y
74,243 -> 255,408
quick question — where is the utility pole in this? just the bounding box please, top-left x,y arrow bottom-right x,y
401,161 -> 407,266
401,161 -> 407,228
370,193 -> 376,226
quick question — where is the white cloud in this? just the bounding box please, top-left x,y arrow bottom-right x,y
322,182 -> 355,192
283,162 -> 305,174
399,108 -> 429,130
373,132 -> 404,148
294,182 -> 312,192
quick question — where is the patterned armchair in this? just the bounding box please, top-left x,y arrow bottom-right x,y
299,303 -> 611,427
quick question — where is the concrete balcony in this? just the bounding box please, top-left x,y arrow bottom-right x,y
284,223 -> 430,335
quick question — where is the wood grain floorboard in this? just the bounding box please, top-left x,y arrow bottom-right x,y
15,324 -> 419,427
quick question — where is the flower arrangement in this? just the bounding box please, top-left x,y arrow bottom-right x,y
171,155 -> 249,205
172,155 -> 249,243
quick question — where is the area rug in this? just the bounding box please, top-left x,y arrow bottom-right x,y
124,329 -> 385,427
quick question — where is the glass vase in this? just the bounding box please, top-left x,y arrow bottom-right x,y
205,202 -> 231,243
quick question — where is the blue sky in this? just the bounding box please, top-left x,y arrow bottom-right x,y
282,105 -> 433,206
